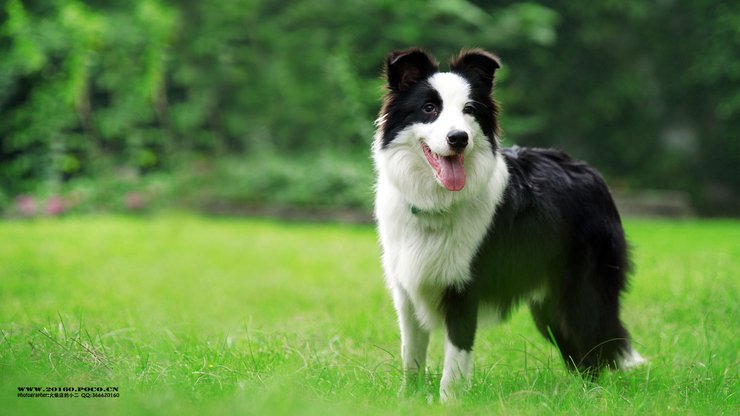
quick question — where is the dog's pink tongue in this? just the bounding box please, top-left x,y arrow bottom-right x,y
438,155 -> 466,191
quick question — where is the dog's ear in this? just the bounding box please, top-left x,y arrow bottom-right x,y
449,49 -> 501,94
385,48 -> 438,92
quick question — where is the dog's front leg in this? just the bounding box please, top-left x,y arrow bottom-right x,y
392,286 -> 430,392
440,286 -> 478,402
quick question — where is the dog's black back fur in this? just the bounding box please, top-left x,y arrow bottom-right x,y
442,146 -> 631,374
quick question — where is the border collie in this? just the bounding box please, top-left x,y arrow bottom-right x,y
372,48 -> 645,401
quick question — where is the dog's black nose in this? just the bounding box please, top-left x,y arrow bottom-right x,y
446,130 -> 468,152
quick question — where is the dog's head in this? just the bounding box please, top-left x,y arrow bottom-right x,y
373,48 -> 503,209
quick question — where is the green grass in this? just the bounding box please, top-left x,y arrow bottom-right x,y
1,215 -> 737,415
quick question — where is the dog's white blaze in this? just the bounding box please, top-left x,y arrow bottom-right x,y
420,73 -> 475,156
439,337 -> 472,402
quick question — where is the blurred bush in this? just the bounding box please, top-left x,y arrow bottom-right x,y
0,0 -> 738,216
185,152 -> 375,211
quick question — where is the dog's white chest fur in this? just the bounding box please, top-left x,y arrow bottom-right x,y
374,152 -> 509,328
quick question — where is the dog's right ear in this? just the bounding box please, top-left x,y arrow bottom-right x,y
385,48 -> 438,92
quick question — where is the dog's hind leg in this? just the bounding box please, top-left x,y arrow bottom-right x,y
529,277 -> 640,377
529,296 -> 584,370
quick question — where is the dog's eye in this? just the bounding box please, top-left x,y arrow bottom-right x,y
422,103 -> 437,114
463,103 -> 475,114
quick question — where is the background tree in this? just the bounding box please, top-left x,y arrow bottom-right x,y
1,0 -> 737,215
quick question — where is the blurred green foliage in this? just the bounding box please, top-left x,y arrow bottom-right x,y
0,0 -> 738,215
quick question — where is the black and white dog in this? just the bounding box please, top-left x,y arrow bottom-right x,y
372,48 -> 645,401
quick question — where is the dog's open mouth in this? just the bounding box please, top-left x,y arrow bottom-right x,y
421,142 -> 466,191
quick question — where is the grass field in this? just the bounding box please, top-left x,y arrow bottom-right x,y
1,214 -> 737,415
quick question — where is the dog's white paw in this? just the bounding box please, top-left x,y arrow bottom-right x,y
439,376 -> 470,403
619,349 -> 647,370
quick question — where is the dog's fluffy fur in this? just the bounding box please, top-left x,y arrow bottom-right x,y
372,48 -> 644,401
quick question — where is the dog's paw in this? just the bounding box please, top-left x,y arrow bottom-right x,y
439,387 -> 457,403
439,377 -> 470,403
619,349 -> 647,370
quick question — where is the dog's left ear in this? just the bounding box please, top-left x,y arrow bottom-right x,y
385,48 -> 439,92
449,49 -> 501,94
